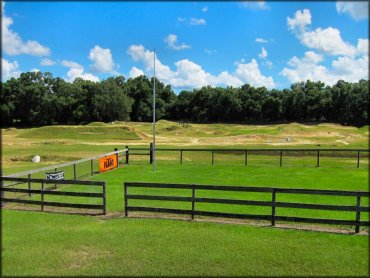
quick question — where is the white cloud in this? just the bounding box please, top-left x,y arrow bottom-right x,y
202,6 -> 208,12
336,2 -> 369,20
280,51 -> 368,85
211,71 -> 244,88
258,47 -> 273,68
2,58 -> 21,81
264,60 -> 273,69
2,3 -> 50,56
88,45 -> 116,74
256,38 -> 269,43
235,59 -> 275,88
280,51 -> 334,84
129,66 -> 145,78
177,17 -> 206,26
189,17 -> 206,25
287,9 -> 311,33
241,1 -> 269,10
127,44 -> 275,89
205,49 -> 217,55
331,55 -> 368,81
300,27 -> 356,56
66,68 -> 100,82
40,58 -> 56,66
258,47 -> 268,59
356,38 -> 369,56
61,60 -> 83,69
164,34 -> 191,50
31,68 -> 40,72
287,9 -> 358,56
61,60 -> 99,82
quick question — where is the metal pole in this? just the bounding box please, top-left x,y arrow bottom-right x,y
357,150 -> 360,168
91,159 -> 94,176
125,145 -> 129,164
153,48 -> 156,172
114,148 -> 118,168
317,150 -> 320,167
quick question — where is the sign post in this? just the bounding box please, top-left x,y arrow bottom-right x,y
152,48 -> 156,172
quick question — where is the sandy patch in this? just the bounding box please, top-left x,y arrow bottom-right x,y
66,245 -> 112,270
336,140 -> 349,145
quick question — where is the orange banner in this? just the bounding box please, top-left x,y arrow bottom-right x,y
99,154 -> 118,172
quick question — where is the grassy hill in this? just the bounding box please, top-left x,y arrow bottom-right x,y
1,121 -> 368,174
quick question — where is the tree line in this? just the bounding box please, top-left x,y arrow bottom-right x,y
1,71 -> 368,127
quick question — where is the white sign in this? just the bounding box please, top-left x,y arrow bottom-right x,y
45,171 -> 64,180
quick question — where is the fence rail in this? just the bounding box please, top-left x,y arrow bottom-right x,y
1,177 -> 106,214
4,148 -> 128,178
124,182 -> 370,233
126,146 -> 369,168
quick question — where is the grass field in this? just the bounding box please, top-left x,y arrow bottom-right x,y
2,120 -> 368,174
3,210 -> 368,276
2,121 -> 369,276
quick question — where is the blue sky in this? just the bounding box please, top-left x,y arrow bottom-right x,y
2,1 -> 369,91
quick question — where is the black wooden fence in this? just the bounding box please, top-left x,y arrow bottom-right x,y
1,177 -> 106,215
126,146 -> 369,168
124,182 -> 370,233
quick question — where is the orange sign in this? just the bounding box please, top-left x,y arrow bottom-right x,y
99,155 -> 118,172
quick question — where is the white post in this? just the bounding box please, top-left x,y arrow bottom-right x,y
153,49 -> 156,172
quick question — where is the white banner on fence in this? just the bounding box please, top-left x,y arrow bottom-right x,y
45,171 -> 64,180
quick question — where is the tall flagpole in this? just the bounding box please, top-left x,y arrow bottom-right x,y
152,49 -> 156,172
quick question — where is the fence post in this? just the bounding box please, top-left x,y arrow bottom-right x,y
91,159 -> 94,176
103,182 -> 106,215
245,150 -> 248,166
73,163 -> 77,180
191,184 -> 195,220
125,145 -> 129,164
114,148 -> 119,168
124,183 -> 128,217
41,181 -> 45,211
28,174 -> 31,197
280,150 -> 283,167
54,168 -> 58,189
316,150 -> 320,167
271,189 -> 276,226
355,193 -> 361,233
212,151 -> 214,165
357,150 -> 360,168
150,143 -> 153,164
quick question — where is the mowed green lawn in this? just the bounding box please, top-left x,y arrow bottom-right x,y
2,163 -> 369,276
2,209 -> 368,277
